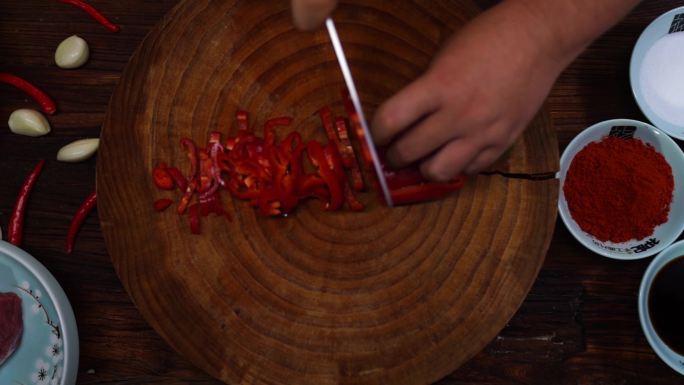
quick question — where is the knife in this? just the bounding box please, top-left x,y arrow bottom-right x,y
325,18 -> 394,207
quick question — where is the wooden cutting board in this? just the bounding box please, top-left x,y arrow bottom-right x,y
96,1 -> 559,384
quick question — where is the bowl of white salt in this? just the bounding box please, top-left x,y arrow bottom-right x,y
630,6 -> 684,140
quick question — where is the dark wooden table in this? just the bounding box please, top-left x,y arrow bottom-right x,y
1,1 -> 683,384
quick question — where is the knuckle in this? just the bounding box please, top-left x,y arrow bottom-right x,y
388,140 -> 415,165
376,104 -> 398,131
421,161 -> 453,182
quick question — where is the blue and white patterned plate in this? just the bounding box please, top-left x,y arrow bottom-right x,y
0,241 -> 78,385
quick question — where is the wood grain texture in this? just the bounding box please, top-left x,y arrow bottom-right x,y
1,0 -> 683,384
96,1 -> 557,384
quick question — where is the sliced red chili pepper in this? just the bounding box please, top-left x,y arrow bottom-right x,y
177,180 -> 197,214
281,131 -> 302,152
227,180 -> 261,200
297,174 -> 325,195
319,106 -> 340,147
344,182 -> 364,211
152,163 -> 175,190
324,143 -> 364,211
341,89 -> 373,169
333,117 -> 353,166
203,133 -> 226,196
199,193 -> 220,216
66,190 -> 97,255
180,138 -> 199,180
307,141 -> 343,210
232,159 -> 271,181
58,0 -> 120,32
154,106 -> 380,225
188,203 -> 201,234
310,187 -> 331,203
268,146 -> 299,213
0,73 -> 56,115
225,137 -> 236,151
390,177 -> 467,205
323,142 -> 346,183
236,110 -> 249,131
254,188 -> 281,216
8,160 -> 45,246
198,164 -> 214,194
167,167 -> 187,192
153,198 -> 173,212
335,117 -> 364,191
264,117 -> 292,146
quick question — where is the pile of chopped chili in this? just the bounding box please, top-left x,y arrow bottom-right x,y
152,104 -> 467,234
152,109 -> 364,233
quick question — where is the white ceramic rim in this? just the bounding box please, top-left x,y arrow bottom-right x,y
558,119 -> 684,260
638,239 -> 684,375
629,6 -> 684,140
0,241 -> 79,385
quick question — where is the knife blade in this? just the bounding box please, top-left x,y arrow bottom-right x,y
325,18 -> 394,207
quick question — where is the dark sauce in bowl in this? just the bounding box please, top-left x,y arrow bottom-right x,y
648,256 -> 684,355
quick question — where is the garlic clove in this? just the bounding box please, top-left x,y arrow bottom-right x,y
57,138 -> 100,162
55,35 -> 89,69
8,109 -> 51,137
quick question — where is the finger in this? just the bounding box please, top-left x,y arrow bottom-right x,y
464,146 -> 501,175
371,76 -> 440,146
384,111 -> 459,169
292,0 -> 338,31
419,139 -> 481,182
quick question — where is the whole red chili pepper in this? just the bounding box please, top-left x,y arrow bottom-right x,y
390,178 -> 466,206
58,0 -> 120,32
8,160 -> 45,246
66,191 -> 97,254
0,73 -> 56,115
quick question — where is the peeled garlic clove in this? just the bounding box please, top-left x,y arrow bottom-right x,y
57,138 -> 100,162
55,35 -> 89,69
8,109 -> 51,137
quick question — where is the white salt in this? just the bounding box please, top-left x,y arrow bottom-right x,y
639,31 -> 684,127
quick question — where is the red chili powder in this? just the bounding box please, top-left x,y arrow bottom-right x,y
563,136 -> 674,243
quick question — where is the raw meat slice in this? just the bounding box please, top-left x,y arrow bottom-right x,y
0,292 -> 23,366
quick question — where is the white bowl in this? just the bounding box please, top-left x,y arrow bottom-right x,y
630,6 -> 684,139
558,119 -> 684,260
639,240 -> 684,375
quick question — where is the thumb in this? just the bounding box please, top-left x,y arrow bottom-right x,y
292,0 -> 338,30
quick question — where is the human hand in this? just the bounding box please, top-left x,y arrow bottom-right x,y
291,0 -> 337,30
372,2 -> 570,181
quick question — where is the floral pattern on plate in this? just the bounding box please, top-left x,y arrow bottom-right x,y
0,242 -> 75,385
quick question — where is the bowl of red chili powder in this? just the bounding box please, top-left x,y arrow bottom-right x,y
558,119 -> 684,260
